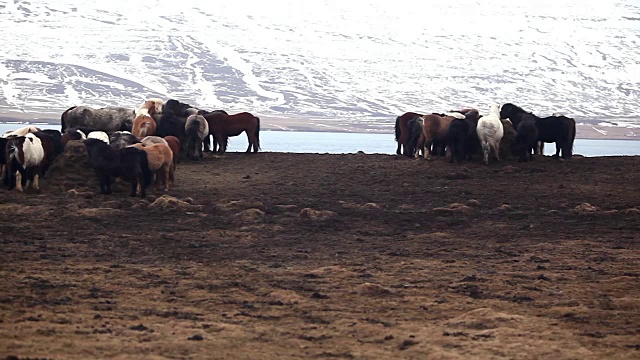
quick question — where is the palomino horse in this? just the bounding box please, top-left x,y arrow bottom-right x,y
130,142 -> 174,191
185,115 -> 209,160
61,106 -> 135,132
4,133 -> 46,191
412,113 -> 464,159
477,105 -> 504,164
499,103 -> 576,159
85,138 -> 152,197
395,112 -> 424,156
203,112 -> 261,154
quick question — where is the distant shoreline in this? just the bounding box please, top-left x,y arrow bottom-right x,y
1,113 -> 639,141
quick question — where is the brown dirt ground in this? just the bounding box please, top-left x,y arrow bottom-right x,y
1,143 -> 639,359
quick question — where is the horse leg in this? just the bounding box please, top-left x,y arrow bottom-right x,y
482,142 -> 489,165
424,141 -> 433,160
15,171 -> 23,192
245,131 -> 252,153
164,165 -> 170,191
130,177 -> 138,197
396,141 -> 401,156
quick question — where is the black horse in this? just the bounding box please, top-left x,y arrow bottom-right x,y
448,110 -> 480,163
514,119 -> 539,162
84,138 -> 152,197
499,103 -> 576,159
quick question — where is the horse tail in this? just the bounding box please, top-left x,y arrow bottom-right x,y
6,140 -> 25,190
394,116 -> 401,142
567,117 -> 576,158
61,106 -> 77,132
186,121 -> 199,157
255,116 -> 261,150
139,151 -> 153,190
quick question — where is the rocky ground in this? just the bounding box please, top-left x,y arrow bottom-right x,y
0,143 -> 639,359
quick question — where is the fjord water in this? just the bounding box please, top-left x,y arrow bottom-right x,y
1,123 -> 638,157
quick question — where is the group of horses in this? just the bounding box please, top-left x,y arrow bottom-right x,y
1,98 -> 262,196
395,103 -> 577,164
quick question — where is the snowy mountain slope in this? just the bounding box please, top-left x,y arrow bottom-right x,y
0,0 -> 639,129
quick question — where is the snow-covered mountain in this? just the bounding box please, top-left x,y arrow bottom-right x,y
1,0 -> 639,129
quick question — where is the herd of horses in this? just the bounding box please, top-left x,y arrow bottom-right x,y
1,98 -> 262,196
0,99 -> 577,197
395,103 -> 577,164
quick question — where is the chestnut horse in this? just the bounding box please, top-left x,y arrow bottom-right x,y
395,112 -> 424,156
132,113 -> 157,138
203,112 -> 260,154
412,113 -> 463,159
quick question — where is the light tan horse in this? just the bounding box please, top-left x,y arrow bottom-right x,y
130,142 -> 173,191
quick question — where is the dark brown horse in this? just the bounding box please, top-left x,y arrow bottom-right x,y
202,112 -> 260,154
395,112 -> 424,156
500,103 -> 576,159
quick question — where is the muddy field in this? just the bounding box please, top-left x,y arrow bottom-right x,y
1,144 -> 639,359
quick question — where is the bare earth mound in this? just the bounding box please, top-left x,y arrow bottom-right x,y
1,152 -> 639,359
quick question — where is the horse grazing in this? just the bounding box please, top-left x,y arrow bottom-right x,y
476,105 -> 504,164
515,118 -> 539,162
130,143 -> 174,191
109,131 -> 140,150
395,112 -> 424,156
84,138 -> 152,197
132,113 -> 157,138
499,103 -> 576,159
412,113 -> 463,159
448,110 -> 481,163
88,131 -> 110,144
61,106 -> 135,133
203,112 -> 261,154
185,115 -> 209,160
163,136 -> 181,165
201,110 -> 228,152
4,133 -> 46,191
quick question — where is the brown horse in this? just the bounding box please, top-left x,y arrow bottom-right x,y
163,136 -> 181,166
202,112 -> 260,154
395,112 -> 424,156
413,113 -> 462,159
132,113 -> 157,138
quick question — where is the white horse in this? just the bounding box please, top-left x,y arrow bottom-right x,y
87,131 -> 110,144
6,133 -> 45,191
476,104 -> 504,164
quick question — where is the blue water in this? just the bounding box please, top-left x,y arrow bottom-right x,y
1,123 -> 638,157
